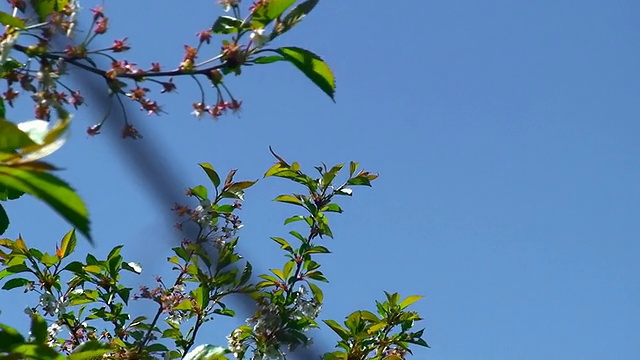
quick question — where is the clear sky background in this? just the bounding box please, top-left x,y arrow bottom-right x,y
2,0 -> 640,359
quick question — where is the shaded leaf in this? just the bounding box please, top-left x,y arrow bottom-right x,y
212,16 -> 244,34
323,320 -> 349,340
199,163 -> 220,188
252,55 -> 285,64
0,119 -> 37,152
0,165 -> 91,243
0,203 -> 7,235
271,0 -> 319,39
30,313 -> 47,344
2,277 -> 30,290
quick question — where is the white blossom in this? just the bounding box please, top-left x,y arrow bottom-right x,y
47,323 -> 62,347
250,29 -> 268,49
218,0 -> 240,12
0,33 -> 17,66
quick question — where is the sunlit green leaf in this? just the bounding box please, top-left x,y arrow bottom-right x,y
271,237 -> 293,253
191,185 -> 208,199
30,0 -> 70,21
9,343 -> 61,358
40,252 -> 58,267
58,228 -> 76,260
284,215 -> 304,225
0,11 -> 25,29
276,46 -> 335,100
399,295 -> 424,309
308,282 -> 323,303
274,194 -> 304,206
68,341 -> 113,360
251,0 -> 295,28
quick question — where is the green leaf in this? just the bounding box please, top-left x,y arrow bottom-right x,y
347,176 -> 372,186
305,245 -> 330,255
0,203 -> 8,235
63,261 -> 83,273
283,215 -> 304,225
68,341 -> 113,360
30,313 -> 47,344
146,343 -> 169,352
107,245 -> 123,260
251,0 -> 295,28
0,97 -> 5,118
0,323 -> 25,351
240,261 -> 252,285
191,285 -> 210,309
199,163 -> 221,188
227,180 -> 257,192
271,237 -> 293,253
2,277 -> 30,290
321,203 -> 343,213
399,295 -> 424,309
359,310 -> 380,322
40,252 -> 59,267
271,0 -> 319,39
323,320 -> 349,340
275,47 -> 335,101
11,344 -> 63,359
212,16 -> 245,34
0,166 -> 91,242
305,270 -> 327,282
83,265 -> 101,274
58,228 -> 76,259
0,119 -> 37,152
30,0 -> 69,21
252,55 -> 285,64
0,11 -> 25,29
0,263 -> 30,281
216,204 -> 235,214
283,260 -> 294,279
274,194 -> 303,206
0,183 -> 25,200
191,185 -> 208,199
308,282 -> 323,303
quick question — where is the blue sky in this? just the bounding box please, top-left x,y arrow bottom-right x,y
2,0 -> 640,359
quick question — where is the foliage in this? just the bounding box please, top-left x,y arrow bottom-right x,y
0,0 -> 428,359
